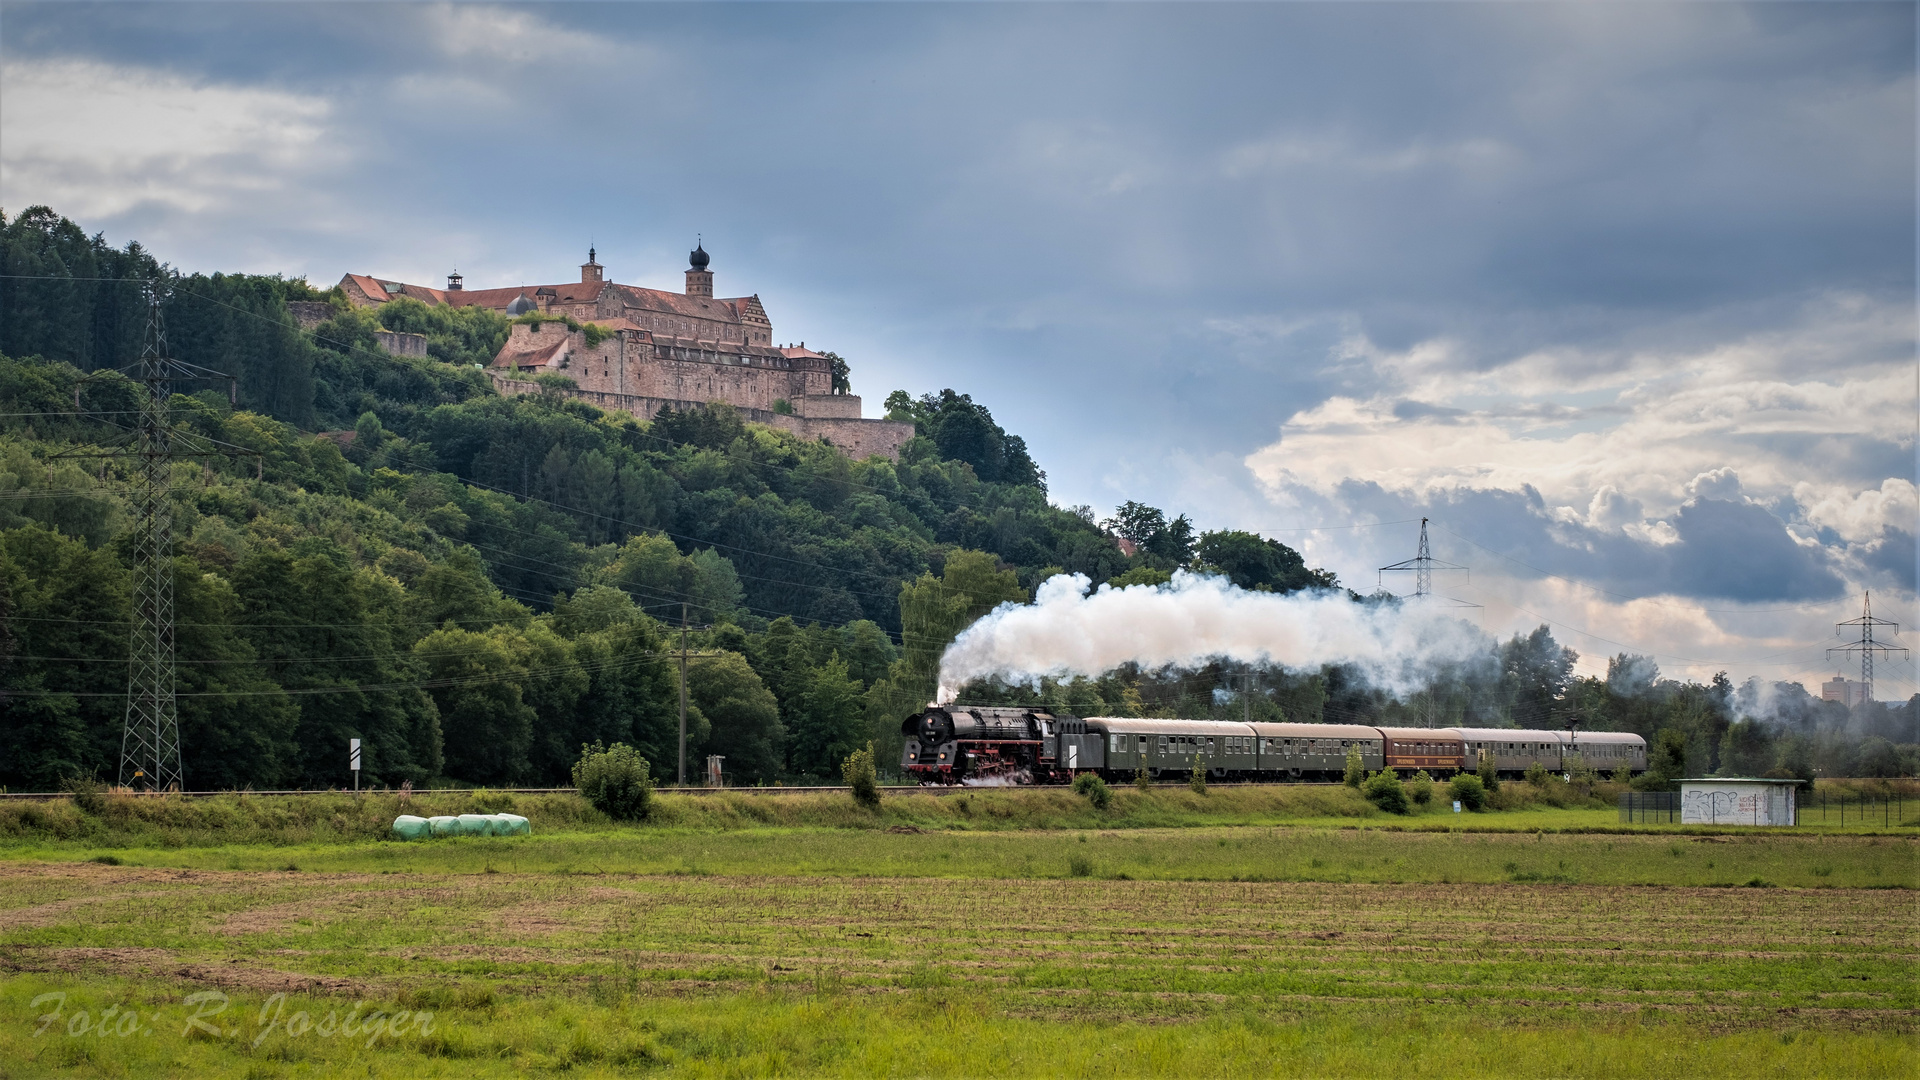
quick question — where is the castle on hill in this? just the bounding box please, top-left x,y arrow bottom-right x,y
335,245 -> 913,460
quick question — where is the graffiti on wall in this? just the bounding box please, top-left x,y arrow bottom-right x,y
1681,787 -> 1791,825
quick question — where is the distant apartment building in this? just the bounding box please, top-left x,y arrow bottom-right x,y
1821,675 -> 1871,707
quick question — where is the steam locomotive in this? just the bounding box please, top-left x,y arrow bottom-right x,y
900,705 -> 1647,785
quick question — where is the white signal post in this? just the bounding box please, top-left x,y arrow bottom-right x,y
349,738 -> 361,793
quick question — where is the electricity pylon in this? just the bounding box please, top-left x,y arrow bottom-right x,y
1379,518 -> 1478,728
1378,518 -> 1469,599
1831,592 -> 1905,706
54,281 -> 258,791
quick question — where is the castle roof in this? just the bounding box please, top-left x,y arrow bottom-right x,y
340,270 -> 764,329
490,335 -> 569,370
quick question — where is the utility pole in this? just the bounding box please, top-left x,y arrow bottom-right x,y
678,602 -> 689,787
55,282 -> 257,792
1832,592 -> 1905,705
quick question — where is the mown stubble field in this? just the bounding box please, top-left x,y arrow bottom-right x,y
0,822 -> 1913,1077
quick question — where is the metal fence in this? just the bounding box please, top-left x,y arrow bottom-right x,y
1621,789 -> 1910,827
1618,791 -> 1679,824
1797,790 -> 1907,828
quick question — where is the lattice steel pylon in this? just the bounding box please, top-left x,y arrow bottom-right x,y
1831,592 -> 1905,706
54,282 -> 257,791
1378,518 -> 1469,599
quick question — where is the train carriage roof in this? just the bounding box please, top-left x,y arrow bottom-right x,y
1083,718 -> 1260,737
1454,727 -> 1560,743
1453,728 -> 1645,747
1374,727 -> 1465,741
1553,730 -> 1645,746
1244,723 -> 1384,740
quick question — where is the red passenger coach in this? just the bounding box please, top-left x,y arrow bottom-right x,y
1377,727 -> 1466,777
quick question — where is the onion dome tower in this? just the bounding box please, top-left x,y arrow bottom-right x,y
685,240 -> 713,298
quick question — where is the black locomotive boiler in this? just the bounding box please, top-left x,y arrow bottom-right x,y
900,705 -> 1100,784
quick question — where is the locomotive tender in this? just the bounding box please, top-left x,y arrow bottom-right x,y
901,705 -> 1647,785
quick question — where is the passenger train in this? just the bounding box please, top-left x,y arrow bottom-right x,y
901,706 -> 1647,785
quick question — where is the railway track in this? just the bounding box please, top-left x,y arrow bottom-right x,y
0,781 -> 1344,800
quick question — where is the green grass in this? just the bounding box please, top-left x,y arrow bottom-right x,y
7,781 -> 1914,853
0,853 -> 1912,1077
1,790 -> 1914,1077
9,826 -> 1915,889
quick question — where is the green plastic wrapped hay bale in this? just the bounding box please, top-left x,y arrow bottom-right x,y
391,815 -> 430,841
426,815 -> 461,837
455,814 -> 492,836
492,813 -> 531,836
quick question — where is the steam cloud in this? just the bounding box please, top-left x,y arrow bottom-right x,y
936,572 -> 1490,703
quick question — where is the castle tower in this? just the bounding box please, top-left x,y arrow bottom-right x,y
581,247 -> 603,284
685,242 -> 713,298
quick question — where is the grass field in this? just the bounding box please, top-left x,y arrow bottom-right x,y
0,789 -> 1914,1076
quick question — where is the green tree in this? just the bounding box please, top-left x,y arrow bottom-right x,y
842,741 -> 880,808
790,654 -> 866,780
688,652 -> 779,784
1363,770 -> 1409,814
233,547 -> 441,786
562,619 -> 679,782
1638,727 -> 1689,790
1343,743 -> 1365,787
173,559 -> 299,790
1499,626 -> 1578,728
1194,530 -> 1335,593
0,525 -> 129,789
1449,773 -> 1487,811
1408,770 -> 1434,805
413,626 -> 536,785
1477,747 -> 1500,793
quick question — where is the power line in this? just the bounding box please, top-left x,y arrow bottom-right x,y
41,283 -> 258,792
1831,592 -> 1906,704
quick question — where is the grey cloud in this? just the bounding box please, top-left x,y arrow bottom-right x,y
1391,400 -> 1468,422
1312,481 -> 1846,605
2,2 -> 1909,537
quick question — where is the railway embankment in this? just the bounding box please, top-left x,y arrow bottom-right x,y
0,778 -> 1912,849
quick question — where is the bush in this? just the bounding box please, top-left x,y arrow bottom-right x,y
1362,770 -> 1409,814
1072,772 -> 1112,811
1135,750 -> 1152,792
1524,762 -> 1550,788
842,742 -> 880,810
1343,744 -> 1364,787
1450,773 -> 1487,812
1189,754 -> 1207,794
572,742 -> 654,821
1408,769 -> 1433,805
63,775 -> 107,816
1476,749 -> 1500,793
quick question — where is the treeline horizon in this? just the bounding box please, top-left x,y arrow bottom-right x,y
0,205 -> 1911,792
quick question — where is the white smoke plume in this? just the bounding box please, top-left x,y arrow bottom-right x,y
936,571 -> 1490,703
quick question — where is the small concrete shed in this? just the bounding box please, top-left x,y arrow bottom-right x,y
1677,778 -> 1803,826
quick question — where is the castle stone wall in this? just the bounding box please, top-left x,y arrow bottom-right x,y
488,373 -> 914,461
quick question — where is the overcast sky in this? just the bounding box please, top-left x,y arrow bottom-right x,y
2,2 -> 1914,695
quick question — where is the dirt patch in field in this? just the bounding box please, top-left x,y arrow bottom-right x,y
0,944 -> 371,996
